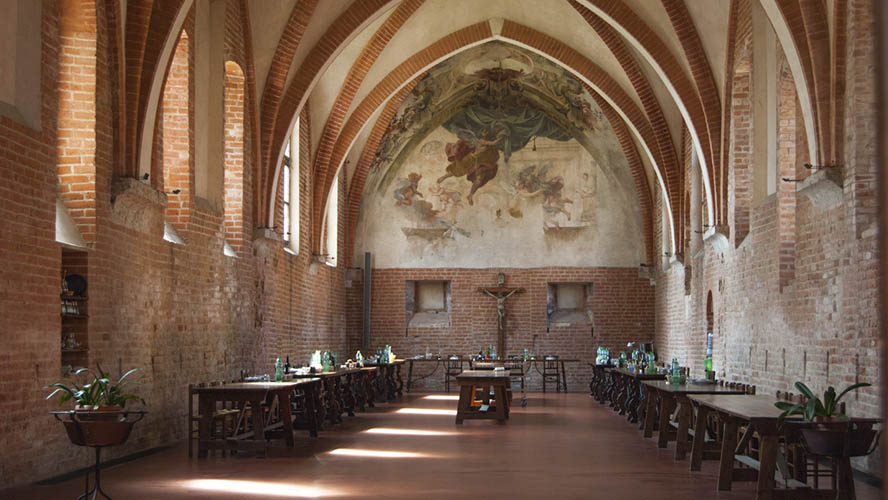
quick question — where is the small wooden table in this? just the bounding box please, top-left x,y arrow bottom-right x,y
455,370 -> 511,424
193,380 -> 319,457
642,381 -> 747,460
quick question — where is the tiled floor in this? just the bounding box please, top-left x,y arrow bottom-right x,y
3,393 -> 881,499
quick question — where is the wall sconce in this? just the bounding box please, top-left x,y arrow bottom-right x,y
165,189 -> 181,195
804,163 -> 839,171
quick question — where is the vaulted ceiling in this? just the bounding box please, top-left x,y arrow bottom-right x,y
130,0 -> 837,263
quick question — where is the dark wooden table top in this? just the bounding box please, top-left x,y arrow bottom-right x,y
456,369 -> 511,380
643,380 -> 747,395
688,394 -> 795,423
689,394 -> 883,424
192,380 -> 318,393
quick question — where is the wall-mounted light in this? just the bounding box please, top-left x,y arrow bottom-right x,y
165,189 -> 181,195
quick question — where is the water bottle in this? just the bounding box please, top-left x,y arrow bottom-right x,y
704,332 -> 714,373
274,357 -> 283,381
524,348 -> 529,361
671,358 -> 680,385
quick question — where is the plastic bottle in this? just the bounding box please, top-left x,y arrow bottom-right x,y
274,357 -> 283,381
671,358 -> 680,385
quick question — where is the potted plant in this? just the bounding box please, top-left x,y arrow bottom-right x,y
46,364 -> 145,421
775,381 -> 876,457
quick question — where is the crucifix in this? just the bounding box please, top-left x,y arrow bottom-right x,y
478,273 -> 525,357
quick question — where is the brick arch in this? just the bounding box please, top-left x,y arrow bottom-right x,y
577,13 -> 682,250
571,0 -> 717,231
312,0 -> 425,230
589,93 -> 655,266
757,0 -> 822,165
57,0 -> 100,243
343,76 -> 424,267
723,0 -> 753,247
256,0 -> 319,223
125,0 -> 191,180
660,0 -> 723,224
224,61 -> 246,253
260,0 -> 401,227
317,23 -> 676,257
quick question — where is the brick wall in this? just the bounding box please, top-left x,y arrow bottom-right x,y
654,0 -> 881,474
0,3 -> 348,488
347,267 -> 654,392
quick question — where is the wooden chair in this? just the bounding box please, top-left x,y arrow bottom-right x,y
188,382 -> 241,458
444,358 -> 463,393
542,356 -> 561,393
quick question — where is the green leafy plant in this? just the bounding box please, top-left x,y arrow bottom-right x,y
46,363 -> 145,409
775,381 -> 870,422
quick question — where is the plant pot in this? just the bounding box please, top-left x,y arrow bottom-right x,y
74,405 -> 124,422
62,420 -> 135,447
800,427 -> 878,457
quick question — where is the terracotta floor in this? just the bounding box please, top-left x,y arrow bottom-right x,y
4,393 -> 882,499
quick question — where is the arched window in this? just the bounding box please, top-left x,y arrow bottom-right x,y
223,61 -> 245,255
324,172 -> 339,267
162,30 -> 191,229
282,118 -> 300,253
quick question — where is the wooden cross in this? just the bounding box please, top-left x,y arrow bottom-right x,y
478,273 -> 525,357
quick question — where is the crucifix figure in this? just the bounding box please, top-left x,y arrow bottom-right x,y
478,273 -> 525,357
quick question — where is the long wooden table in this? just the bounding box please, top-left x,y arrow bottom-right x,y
642,380 -> 747,460
363,359 -> 405,401
455,370 -> 511,424
610,368 -> 665,422
291,368 -> 364,425
685,394 -> 885,500
193,379 -> 320,457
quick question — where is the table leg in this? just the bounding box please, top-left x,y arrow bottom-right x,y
197,394 -> 215,458
657,393 -> 675,448
674,395 -> 691,460
718,418 -> 739,491
304,384 -> 319,437
494,385 -> 507,422
251,398 -> 267,456
643,387 -> 658,438
755,432 -> 779,500
456,385 -> 472,425
560,361 -> 568,393
690,404 -> 709,471
277,390 -> 295,447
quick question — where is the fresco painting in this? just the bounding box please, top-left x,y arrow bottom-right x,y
355,42 -> 645,269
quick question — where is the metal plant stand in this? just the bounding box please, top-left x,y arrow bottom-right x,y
52,410 -> 146,500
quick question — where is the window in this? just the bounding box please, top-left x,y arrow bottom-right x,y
547,282 -> 592,326
406,280 -> 451,328
282,119 -> 299,253
324,172 -> 338,266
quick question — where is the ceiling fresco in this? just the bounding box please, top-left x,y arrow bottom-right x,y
354,41 -> 646,268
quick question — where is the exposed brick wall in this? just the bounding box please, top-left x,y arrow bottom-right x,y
346,267 -> 654,392
161,29 -> 192,228
0,3 -> 347,489
223,62 -> 246,252
654,0 -> 881,475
